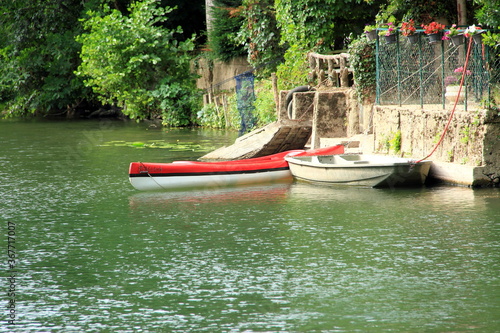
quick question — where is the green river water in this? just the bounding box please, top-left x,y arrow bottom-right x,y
1,119 -> 499,332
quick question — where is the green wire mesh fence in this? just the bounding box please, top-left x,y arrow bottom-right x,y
375,31 -> 500,109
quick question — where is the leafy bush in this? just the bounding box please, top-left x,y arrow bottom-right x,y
197,94 -> 240,129
199,78 -> 277,130
198,103 -> 226,128
253,79 -> 278,126
276,44 -> 310,90
76,0 -> 198,126
475,0 -> 500,28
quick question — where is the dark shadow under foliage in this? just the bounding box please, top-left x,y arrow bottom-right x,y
0,0 -> 206,120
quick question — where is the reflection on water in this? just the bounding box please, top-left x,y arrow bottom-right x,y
1,119 -> 499,332
129,183 -> 292,207
126,182 -> 500,331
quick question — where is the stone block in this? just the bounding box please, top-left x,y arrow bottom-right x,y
311,90 -> 349,148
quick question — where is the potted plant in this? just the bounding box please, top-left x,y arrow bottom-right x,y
444,66 -> 472,103
401,19 -> 418,44
364,24 -> 377,41
421,21 -> 446,43
464,24 -> 484,44
443,24 -> 464,46
378,22 -> 397,44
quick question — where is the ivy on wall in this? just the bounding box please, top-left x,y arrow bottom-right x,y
348,36 -> 376,102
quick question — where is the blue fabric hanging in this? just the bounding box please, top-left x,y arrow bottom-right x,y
234,72 -> 257,136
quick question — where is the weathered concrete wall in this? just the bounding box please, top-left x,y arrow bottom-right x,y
278,88 -> 359,148
278,91 -> 289,120
193,57 -> 252,91
482,120 -> 500,184
385,108 -> 483,162
277,90 -> 317,121
310,90 -> 349,148
371,105 -> 500,186
291,92 -> 315,121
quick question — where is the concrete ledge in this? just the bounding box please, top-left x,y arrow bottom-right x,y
321,134 -> 375,154
429,162 -> 491,187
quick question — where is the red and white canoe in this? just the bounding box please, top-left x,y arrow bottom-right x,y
129,145 -> 344,191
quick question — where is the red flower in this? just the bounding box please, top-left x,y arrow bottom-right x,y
401,19 -> 416,37
421,22 -> 445,34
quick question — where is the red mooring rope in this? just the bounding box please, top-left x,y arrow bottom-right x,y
415,37 -> 475,163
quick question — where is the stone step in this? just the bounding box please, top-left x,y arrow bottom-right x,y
320,137 -> 359,148
320,134 -> 375,154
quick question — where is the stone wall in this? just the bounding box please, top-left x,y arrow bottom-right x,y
192,57 -> 252,91
373,106 -> 484,164
372,105 -> 500,185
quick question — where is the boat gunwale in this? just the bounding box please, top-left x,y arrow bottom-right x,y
285,154 -> 431,169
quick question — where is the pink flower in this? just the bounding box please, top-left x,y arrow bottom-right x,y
454,66 -> 471,76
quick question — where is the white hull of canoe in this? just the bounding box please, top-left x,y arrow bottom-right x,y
129,169 -> 292,191
285,154 -> 432,188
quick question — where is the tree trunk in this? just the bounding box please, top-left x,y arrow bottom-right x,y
457,0 -> 467,25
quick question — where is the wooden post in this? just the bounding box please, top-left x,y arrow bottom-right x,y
272,73 -> 279,116
318,70 -> 326,86
222,95 -> 230,128
315,58 -> 321,86
208,91 -> 213,104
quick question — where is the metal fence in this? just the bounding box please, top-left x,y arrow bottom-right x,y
376,32 -> 500,109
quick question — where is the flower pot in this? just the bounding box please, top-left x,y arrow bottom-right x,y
445,85 -> 465,104
450,34 -> 464,46
384,33 -> 397,44
427,32 -> 443,44
365,30 -> 377,41
406,34 -> 419,44
472,33 -> 483,45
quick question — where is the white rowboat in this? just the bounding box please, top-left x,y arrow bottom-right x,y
285,154 -> 432,188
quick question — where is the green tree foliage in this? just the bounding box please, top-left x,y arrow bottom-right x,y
76,0 -> 199,126
197,94 -> 241,129
252,79 -> 278,126
474,0 -> 500,28
275,0 -> 385,53
236,0 -> 285,76
0,0 -> 205,121
208,0 -> 247,61
382,0 -> 459,24
0,0 -> 91,116
274,0 -> 386,89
